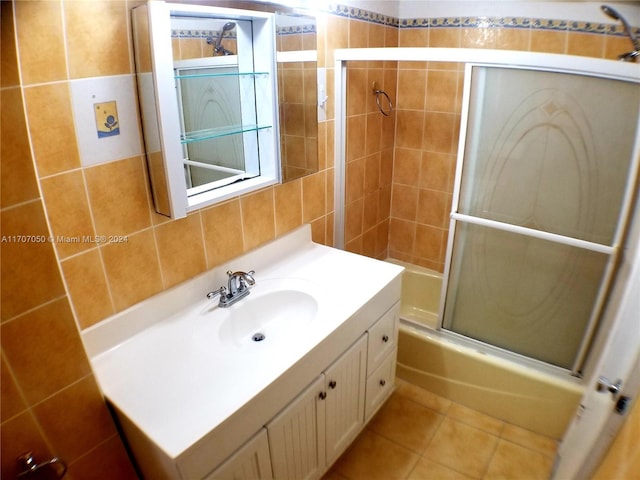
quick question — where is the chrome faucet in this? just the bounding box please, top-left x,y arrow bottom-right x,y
207,270 -> 255,307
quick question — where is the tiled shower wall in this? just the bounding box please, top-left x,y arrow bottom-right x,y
342,8 -> 638,271
0,2 -> 137,478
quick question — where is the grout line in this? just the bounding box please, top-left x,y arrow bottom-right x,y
59,0 -> 70,81
391,381 -> 560,476
337,382 -> 552,478
1,295 -> 67,325
198,210 -> 210,268
150,221 -> 166,290
238,197 -> 248,255
270,187 -> 277,244
80,167 -> 118,317
64,431 -> 122,471
0,196 -> 42,213
0,350 -> 33,426
480,431 -> 502,479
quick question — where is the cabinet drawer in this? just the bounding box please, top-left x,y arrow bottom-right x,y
365,348 -> 397,422
367,305 -> 398,373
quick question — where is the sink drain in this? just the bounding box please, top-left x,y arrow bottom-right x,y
252,332 -> 266,342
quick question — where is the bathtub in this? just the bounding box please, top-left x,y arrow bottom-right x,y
387,259 -> 583,440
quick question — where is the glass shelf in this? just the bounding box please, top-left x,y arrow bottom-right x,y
180,124 -> 272,144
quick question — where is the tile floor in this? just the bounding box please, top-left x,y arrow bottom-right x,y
323,379 -> 558,480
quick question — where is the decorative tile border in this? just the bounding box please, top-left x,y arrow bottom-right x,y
171,29 -> 239,42
171,6 -> 638,39
172,29 -> 218,38
328,3 -> 399,27
530,18 -> 570,30
329,3 -> 639,37
172,28 -> 316,39
568,21 -> 608,34
276,25 -> 316,36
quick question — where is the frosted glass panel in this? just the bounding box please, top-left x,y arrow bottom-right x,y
443,223 -> 609,369
178,66 -> 246,186
444,65 -> 639,371
458,67 -> 639,245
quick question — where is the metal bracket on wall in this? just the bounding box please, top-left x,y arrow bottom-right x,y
17,452 -> 67,479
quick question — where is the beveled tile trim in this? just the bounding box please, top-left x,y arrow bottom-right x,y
328,3 -> 350,19
171,29 -> 236,39
172,29 -> 214,38
607,24 -> 640,37
276,24 -> 316,35
429,17 -> 463,28
401,18 -> 431,28
531,18 -> 569,30
328,3 -> 638,37
568,21 -> 607,34
329,3 -> 398,27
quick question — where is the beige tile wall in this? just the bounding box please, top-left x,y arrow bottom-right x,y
0,2 -> 136,478
17,3 -> 334,333
343,20 -> 398,259
375,21 -> 634,272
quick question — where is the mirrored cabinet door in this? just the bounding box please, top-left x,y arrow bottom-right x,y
275,11 -> 319,182
132,1 -> 280,219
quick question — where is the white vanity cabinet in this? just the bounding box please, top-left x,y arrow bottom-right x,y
206,429 -> 273,480
267,335 -> 367,480
267,375 -> 325,480
324,334 -> 368,464
84,226 -> 403,480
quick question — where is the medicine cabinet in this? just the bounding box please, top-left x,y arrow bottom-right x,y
132,1 -> 280,218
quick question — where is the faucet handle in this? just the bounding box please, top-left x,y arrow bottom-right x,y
243,270 -> 256,285
206,286 -> 226,300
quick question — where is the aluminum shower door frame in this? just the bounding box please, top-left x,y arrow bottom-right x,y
333,47 -> 639,248
333,48 -> 640,375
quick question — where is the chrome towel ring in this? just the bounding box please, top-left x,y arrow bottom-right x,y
372,81 -> 393,116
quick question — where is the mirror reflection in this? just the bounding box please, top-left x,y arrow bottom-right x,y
171,17 -> 262,193
171,16 -> 239,60
275,11 -> 319,182
169,8 -> 320,185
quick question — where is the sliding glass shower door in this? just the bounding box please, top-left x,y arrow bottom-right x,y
442,65 -> 639,372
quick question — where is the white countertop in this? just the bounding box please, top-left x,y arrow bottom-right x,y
85,226 -> 403,460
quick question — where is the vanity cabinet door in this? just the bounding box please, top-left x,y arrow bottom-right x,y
205,428 -> 273,480
267,375 -> 326,480
324,335 -> 367,465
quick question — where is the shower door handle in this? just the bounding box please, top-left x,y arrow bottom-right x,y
596,376 -> 632,414
597,376 -> 622,398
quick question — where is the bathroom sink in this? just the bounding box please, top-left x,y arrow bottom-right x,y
85,224 -> 405,467
217,280 -> 320,347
